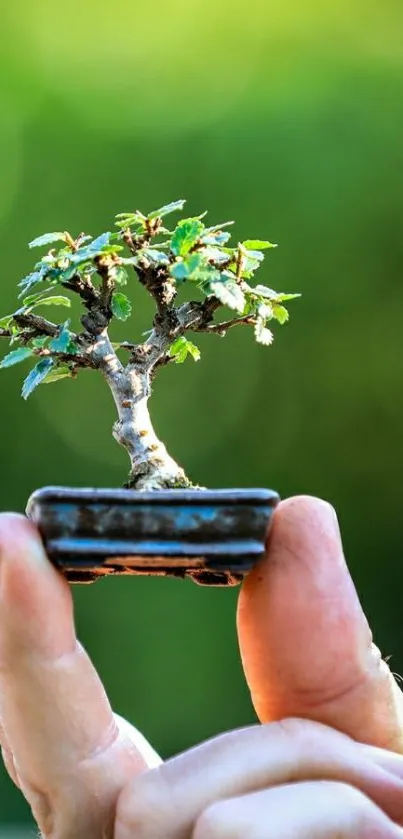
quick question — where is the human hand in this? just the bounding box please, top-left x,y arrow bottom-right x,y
0,497 -> 402,838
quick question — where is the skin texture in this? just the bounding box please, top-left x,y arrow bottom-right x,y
1,496 -> 403,839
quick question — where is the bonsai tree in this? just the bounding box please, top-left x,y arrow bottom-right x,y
0,200 -> 299,492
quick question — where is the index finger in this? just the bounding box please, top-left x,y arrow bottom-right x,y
115,719 -> 403,839
0,513 -> 158,836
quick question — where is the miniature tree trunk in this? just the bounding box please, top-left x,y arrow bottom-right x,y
105,367 -> 189,490
94,330 -> 190,490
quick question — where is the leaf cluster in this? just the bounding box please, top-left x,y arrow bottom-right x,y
0,200 -> 300,398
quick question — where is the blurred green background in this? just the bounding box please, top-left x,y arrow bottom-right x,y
1,0 -> 403,829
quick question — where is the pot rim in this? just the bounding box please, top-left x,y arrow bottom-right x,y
26,485 -> 279,512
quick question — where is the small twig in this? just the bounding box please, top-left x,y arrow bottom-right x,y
235,246 -> 244,282
35,348 -> 93,367
13,313 -> 59,337
119,341 -> 137,351
79,260 -> 117,336
122,229 -> 149,255
61,274 -> 98,307
196,315 -> 255,335
151,353 -> 176,378
94,258 -> 115,312
132,297 -> 225,372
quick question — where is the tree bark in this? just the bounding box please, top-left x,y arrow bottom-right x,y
91,330 -> 190,490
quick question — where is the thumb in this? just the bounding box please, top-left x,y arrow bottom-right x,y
237,496 -> 403,752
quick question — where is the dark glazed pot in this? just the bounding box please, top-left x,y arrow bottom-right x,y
26,486 -> 279,586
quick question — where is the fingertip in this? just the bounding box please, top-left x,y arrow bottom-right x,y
240,495 -> 343,595
0,512 -> 75,661
0,510 -> 65,592
0,511 -> 43,551
0,509 -> 50,562
275,495 -> 337,518
268,494 -> 341,558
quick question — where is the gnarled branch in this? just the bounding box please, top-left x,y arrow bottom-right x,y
13,313 -> 59,337
61,274 -> 98,308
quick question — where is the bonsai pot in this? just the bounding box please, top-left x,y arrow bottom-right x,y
26,486 -> 279,586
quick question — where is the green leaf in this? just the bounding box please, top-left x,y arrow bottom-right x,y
170,261 -> 189,281
30,336 -> 49,349
18,270 -> 45,297
272,304 -> 289,325
0,347 -> 34,368
41,364 -> 72,384
241,296 -> 256,317
19,257 -> 57,293
254,286 -> 301,303
143,249 -> 170,265
209,278 -> 245,312
111,292 -> 132,321
254,320 -> 274,346
29,296 -> 71,310
193,266 -> 222,287
0,314 -> 13,329
29,232 -> 67,249
185,253 -> 204,275
254,285 -> 279,299
119,256 -> 140,267
51,263 -> 79,282
275,292 -> 301,302
114,213 -> 146,230
111,266 -> 128,286
240,245 -> 265,262
99,245 -> 124,255
203,247 -> 231,264
148,200 -> 186,220
168,336 -> 201,363
201,231 -> 231,246
185,341 -> 201,361
203,221 -> 234,235
242,255 -> 263,273
41,253 -> 57,264
257,302 -> 273,320
169,253 -> 203,282
115,210 -> 146,219
69,232 -> 111,266
50,322 -> 77,354
9,328 -> 22,345
22,358 -> 54,399
158,227 -> 175,236
22,289 -> 55,307
170,219 -> 204,257
242,239 -> 277,250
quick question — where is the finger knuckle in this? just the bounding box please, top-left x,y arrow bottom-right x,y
331,780 -> 370,808
323,781 -> 383,835
115,771 -> 170,839
115,780 -> 155,837
262,717 -> 354,780
193,800 -> 238,839
271,716 -> 314,741
268,716 -> 339,752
